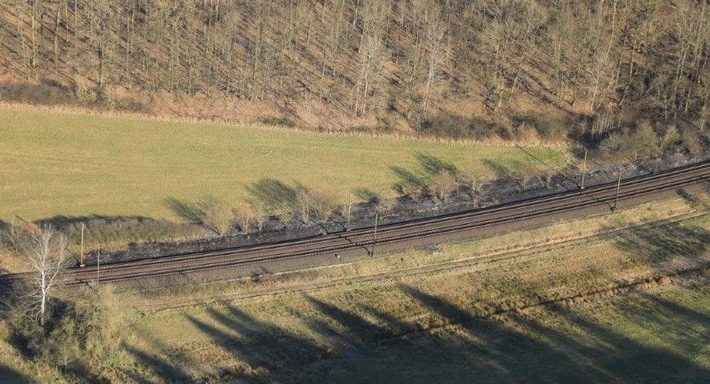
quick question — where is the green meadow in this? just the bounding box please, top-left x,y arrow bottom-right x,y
0,105 -> 569,222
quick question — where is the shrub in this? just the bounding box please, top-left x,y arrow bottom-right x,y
307,187 -> 342,223
513,115 -> 566,139
598,121 -> 661,160
0,80 -> 74,106
9,285 -> 128,381
430,170 -> 459,200
680,128 -> 704,156
261,116 -> 297,128
38,215 -> 206,248
71,76 -> 97,104
419,114 -> 499,140
164,196 -> 234,236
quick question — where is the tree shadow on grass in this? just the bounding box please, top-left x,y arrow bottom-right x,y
390,165 -> 429,196
415,153 -> 458,177
0,219 -> 9,234
0,363 -> 31,384
352,188 -> 381,205
638,292 -> 710,332
124,344 -> 192,384
395,284 -> 710,383
306,297 -> 395,343
186,305 -> 329,372
168,283 -> 710,383
244,178 -> 300,213
390,153 -> 460,198
482,158 -> 511,179
611,220 -> 710,264
525,303 -> 710,383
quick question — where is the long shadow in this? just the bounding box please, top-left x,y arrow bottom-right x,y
482,158 -> 511,179
173,281 -> 710,383
390,153 -> 460,198
36,214 -> 157,228
612,221 -> 710,264
186,305 -> 328,372
0,219 -> 9,234
245,178 -> 300,213
390,165 -> 428,196
539,304 -> 710,383
306,297 -> 393,342
612,292 -> 710,346
163,198 -> 207,225
400,284 -> 710,383
34,214 -> 200,242
124,344 -> 191,383
416,153 -> 458,177
514,144 -> 580,189
352,188 -> 381,205
398,284 -> 581,382
0,363 -> 31,384
360,304 -> 420,337
640,292 -> 710,330
400,284 -> 473,324
60,360 -> 108,384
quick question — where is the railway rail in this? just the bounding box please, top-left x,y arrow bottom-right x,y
1,160 -> 709,294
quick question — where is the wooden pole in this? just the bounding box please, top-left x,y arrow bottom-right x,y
613,171 -> 621,211
372,212 -> 378,256
347,190 -> 352,231
80,223 -> 85,267
581,148 -> 587,190
96,251 -> 100,285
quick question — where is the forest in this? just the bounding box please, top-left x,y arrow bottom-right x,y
1,0 -> 709,157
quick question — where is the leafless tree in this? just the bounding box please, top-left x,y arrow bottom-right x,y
19,225 -> 69,327
353,0 -> 391,116
422,9 -> 448,113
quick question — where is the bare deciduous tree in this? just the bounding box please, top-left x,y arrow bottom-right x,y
353,0 -> 391,116
422,9 -> 448,114
19,224 -> 69,327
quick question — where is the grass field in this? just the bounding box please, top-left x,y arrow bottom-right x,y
0,104 -> 569,222
120,197 -> 710,383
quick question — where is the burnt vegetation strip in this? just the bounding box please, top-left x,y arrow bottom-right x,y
1,158 -> 708,295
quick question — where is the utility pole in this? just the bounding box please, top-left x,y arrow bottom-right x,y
613,171 -> 621,211
79,223 -> 85,267
96,251 -> 101,285
346,190 -> 352,231
372,211 -> 378,256
581,148 -> 587,190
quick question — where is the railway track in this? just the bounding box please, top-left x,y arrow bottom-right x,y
2,160 -> 709,293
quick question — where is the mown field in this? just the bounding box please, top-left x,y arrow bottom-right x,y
2,195 -> 707,383
0,104 -> 569,222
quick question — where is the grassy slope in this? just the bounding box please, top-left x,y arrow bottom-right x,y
0,104 -> 568,222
